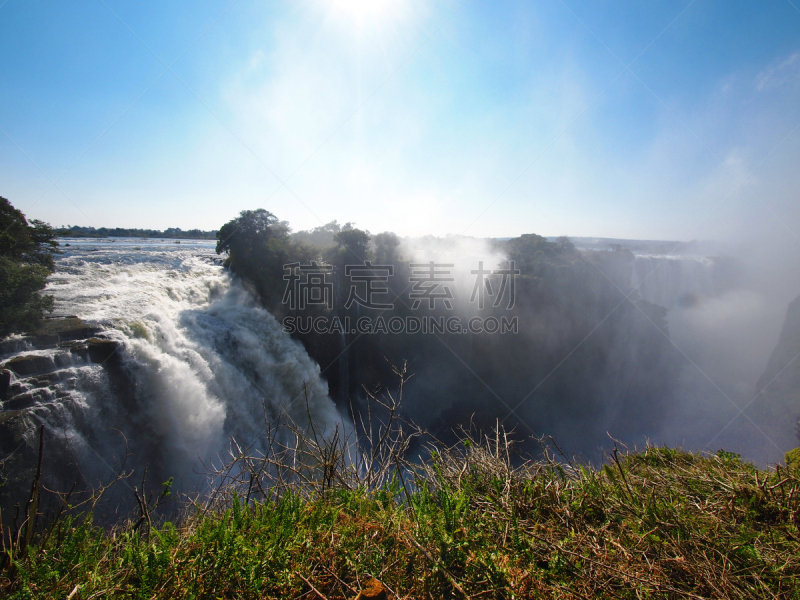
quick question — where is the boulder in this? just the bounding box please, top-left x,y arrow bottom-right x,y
67,343 -> 89,361
7,382 -> 25,397
4,394 -> 37,411
32,316 -> 100,346
4,354 -> 55,376
87,338 -> 121,364
30,373 -> 60,387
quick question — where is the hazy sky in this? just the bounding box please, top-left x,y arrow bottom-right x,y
1,0 -> 799,241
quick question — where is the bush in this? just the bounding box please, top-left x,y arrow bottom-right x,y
0,197 -> 59,335
786,447 -> 800,472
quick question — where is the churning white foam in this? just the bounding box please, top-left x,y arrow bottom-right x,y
37,239 -> 343,477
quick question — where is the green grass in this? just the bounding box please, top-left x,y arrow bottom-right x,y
3,443 -> 800,599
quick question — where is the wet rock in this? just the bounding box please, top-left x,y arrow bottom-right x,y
54,352 -> 75,368
0,410 -> 27,455
353,578 -> 389,600
8,382 -> 26,396
3,385 -> 53,410
87,338 -> 120,364
68,343 -> 89,361
0,337 -> 29,355
4,395 -> 37,410
29,373 -> 61,387
0,409 -> 23,425
4,354 -> 55,376
31,316 -> 100,347
0,369 -> 10,400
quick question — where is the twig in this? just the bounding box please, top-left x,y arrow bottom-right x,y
298,573 -> 330,600
403,532 -> 469,598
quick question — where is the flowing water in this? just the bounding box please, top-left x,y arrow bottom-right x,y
1,238 -> 343,487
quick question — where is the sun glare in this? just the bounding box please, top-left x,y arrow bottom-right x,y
329,0 -> 396,23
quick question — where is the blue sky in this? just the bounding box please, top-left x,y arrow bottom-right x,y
1,0 -> 799,241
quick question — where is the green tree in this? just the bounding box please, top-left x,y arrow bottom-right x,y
504,233 -> 566,278
374,231 -> 400,264
216,209 -> 312,308
332,224 -> 371,264
556,235 -> 576,252
291,221 -> 342,249
0,197 -> 59,335
216,209 -> 291,256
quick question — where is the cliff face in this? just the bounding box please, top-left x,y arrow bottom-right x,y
755,296 -> 800,442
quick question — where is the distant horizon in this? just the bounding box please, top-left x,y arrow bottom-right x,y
53,221 -> 717,247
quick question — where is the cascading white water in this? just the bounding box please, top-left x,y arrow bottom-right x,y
3,238 -> 343,483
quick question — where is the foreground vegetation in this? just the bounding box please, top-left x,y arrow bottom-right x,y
3,434 -> 800,599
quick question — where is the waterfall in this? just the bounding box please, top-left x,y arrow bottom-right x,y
0,239 -> 344,486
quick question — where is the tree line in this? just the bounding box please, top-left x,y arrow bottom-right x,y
56,225 -> 217,239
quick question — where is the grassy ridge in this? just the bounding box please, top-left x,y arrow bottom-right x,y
2,444 -> 800,599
